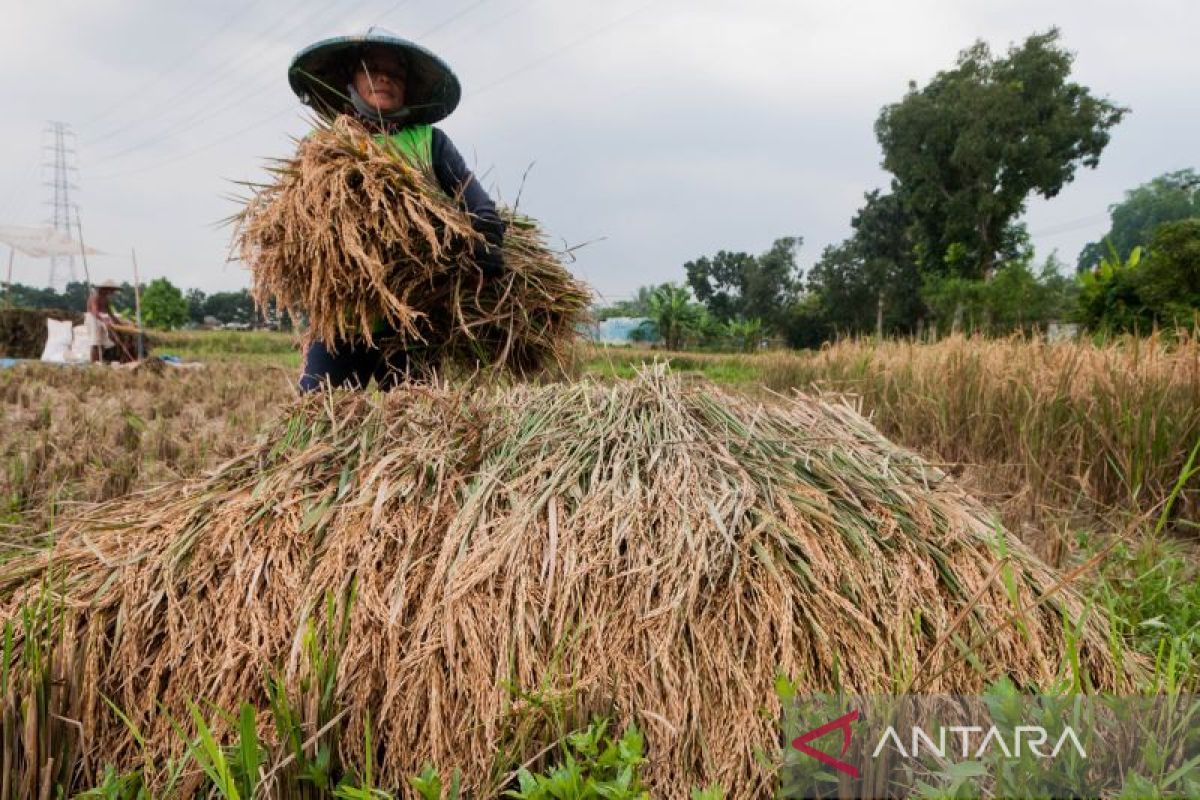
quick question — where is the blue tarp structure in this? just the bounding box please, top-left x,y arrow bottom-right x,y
0,358 -> 89,369
585,317 -> 656,345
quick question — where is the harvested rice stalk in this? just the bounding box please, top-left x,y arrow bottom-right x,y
0,369 -> 1132,797
234,115 -> 591,375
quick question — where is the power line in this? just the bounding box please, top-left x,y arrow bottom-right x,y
84,0 -> 333,143
82,0 -> 336,150
78,0 -> 268,130
417,0 -> 490,39
83,0 -> 427,168
88,105 -> 300,182
85,76 -> 299,168
85,0 -> 499,175
467,0 -> 657,98
87,0 -> 486,170
87,0 -> 647,182
440,0 -> 548,50
0,158 -> 43,224
1028,212 -> 1109,238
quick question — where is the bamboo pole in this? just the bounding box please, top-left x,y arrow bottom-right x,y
74,217 -> 92,288
131,248 -> 145,361
3,246 -> 13,308
74,218 -> 98,362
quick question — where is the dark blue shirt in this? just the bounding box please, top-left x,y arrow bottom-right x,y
431,127 -> 505,274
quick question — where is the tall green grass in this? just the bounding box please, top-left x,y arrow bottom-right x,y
152,330 -> 302,366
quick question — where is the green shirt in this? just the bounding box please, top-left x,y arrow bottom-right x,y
360,124 -> 434,336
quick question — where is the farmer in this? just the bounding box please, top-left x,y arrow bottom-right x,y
288,28 -> 505,392
85,279 -> 130,363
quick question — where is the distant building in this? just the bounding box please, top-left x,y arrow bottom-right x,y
584,316 -> 656,345
1046,321 -> 1080,343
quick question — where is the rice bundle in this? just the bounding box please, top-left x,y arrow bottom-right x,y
235,115 -> 591,375
0,369 -> 1128,796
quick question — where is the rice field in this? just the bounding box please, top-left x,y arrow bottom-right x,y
0,331 -> 1196,797
583,334 -> 1200,547
13,331 -> 1197,544
1,360 -> 295,535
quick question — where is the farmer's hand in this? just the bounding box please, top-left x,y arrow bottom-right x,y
473,237 -> 505,279
467,212 -> 506,279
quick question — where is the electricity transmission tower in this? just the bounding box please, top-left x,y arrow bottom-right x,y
43,121 -> 80,289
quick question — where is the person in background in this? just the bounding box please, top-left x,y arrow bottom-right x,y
288,27 -> 505,392
85,279 -> 129,363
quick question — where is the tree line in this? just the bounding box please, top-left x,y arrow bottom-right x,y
598,30 -> 1199,348
1,278 -> 267,330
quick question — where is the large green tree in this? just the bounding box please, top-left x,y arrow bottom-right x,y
876,29 -> 1126,279
185,288 -> 207,324
807,191 -> 925,336
923,255 -> 1076,333
683,237 -> 802,332
203,290 -> 255,324
1078,220 -> 1200,332
1077,169 -> 1200,270
3,281 -> 133,315
140,278 -> 189,330
3,282 -> 75,311
683,250 -> 757,324
1136,219 -> 1200,324
805,242 -> 875,335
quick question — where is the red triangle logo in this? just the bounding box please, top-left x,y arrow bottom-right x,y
791,708 -> 861,778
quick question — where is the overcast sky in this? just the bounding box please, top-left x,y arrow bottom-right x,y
1,0 -> 1196,303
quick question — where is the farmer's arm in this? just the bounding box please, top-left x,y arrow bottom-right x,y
102,295 -> 128,326
431,128 -> 506,277
88,292 -> 120,326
